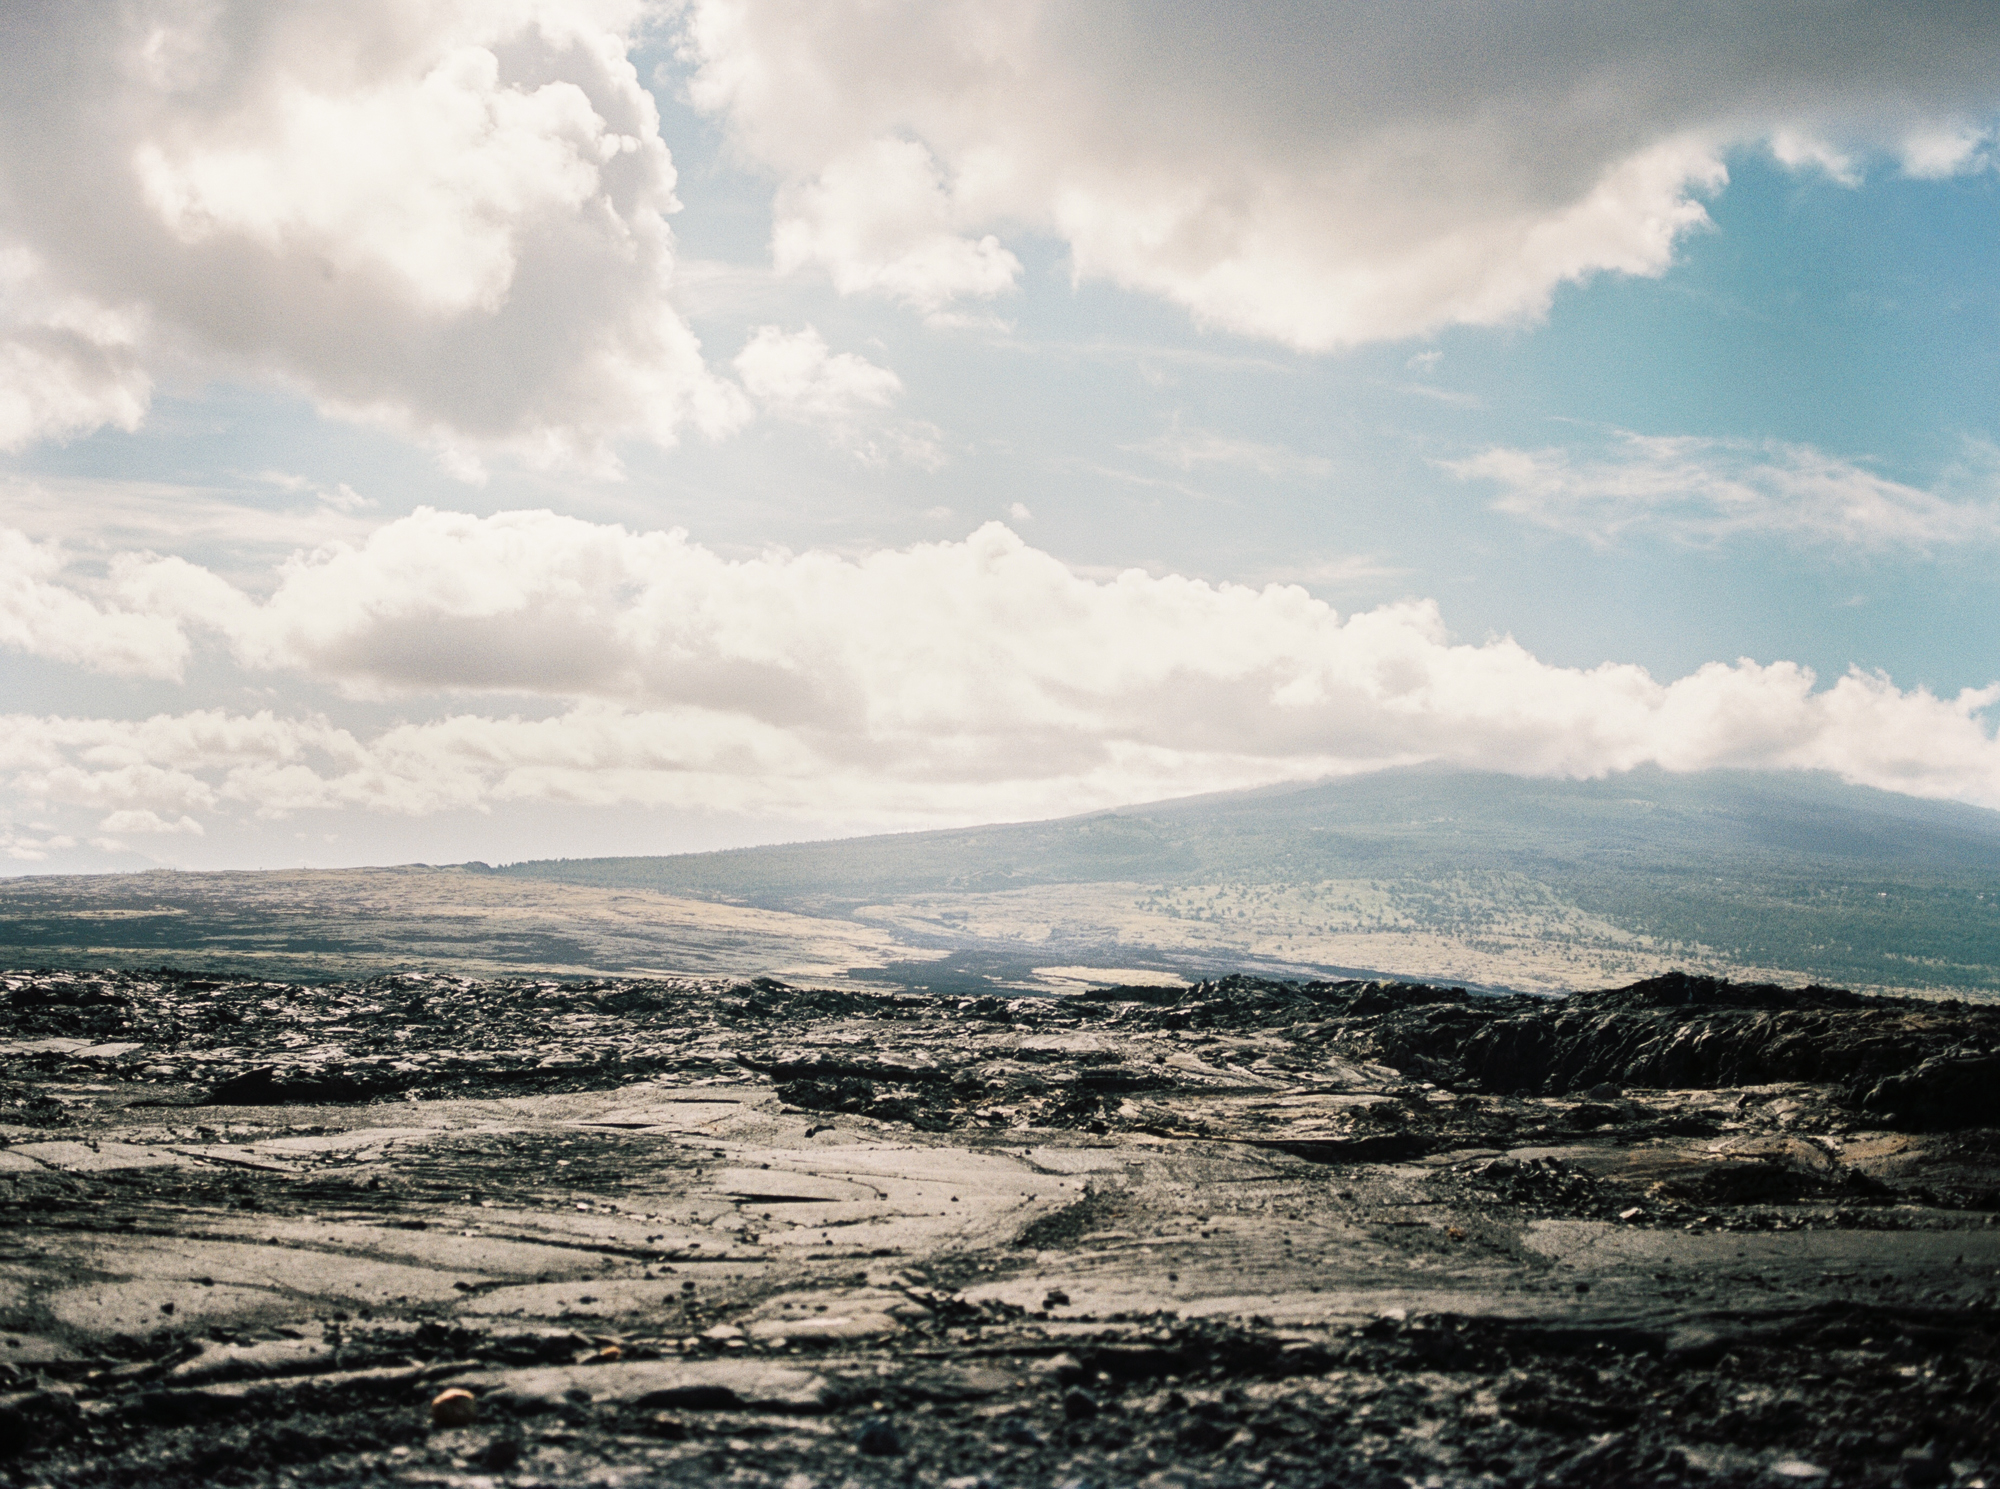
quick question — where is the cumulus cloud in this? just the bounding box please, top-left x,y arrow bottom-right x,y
771,137 -> 1022,311
1900,122 -> 1994,178
735,325 -> 901,418
7,1 -> 1991,465
1447,433 -> 2000,551
2,511 -> 1997,833
731,323 -> 938,464
0,0 -> 747,467
0,527 -> 189,677
678,0 -> 2000,347
0,247 -> 153,452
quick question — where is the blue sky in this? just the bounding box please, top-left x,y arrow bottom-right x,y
1,2 -> 1997,871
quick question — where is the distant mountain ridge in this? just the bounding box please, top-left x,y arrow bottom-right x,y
497,765 -> 2000,894
495,767 -> 2000,997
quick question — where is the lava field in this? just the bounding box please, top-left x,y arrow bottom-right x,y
0,967 -> 1995,1487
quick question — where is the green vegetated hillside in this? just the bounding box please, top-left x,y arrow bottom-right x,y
498,767 -> 2000,996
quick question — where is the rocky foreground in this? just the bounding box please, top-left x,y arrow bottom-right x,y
0,968 -> 1996,1487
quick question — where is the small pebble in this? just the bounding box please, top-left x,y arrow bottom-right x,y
430,1388 -> 477,1428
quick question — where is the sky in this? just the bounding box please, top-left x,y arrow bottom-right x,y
2,0 -> 1999,873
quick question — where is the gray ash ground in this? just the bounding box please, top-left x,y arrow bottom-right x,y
0,967 -> 1996,1487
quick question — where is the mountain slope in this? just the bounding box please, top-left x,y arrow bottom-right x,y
497,767 -> 2000,996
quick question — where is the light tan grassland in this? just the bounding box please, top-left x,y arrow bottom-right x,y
0,866 -> 932,984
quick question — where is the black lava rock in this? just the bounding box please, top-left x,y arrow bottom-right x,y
855,1418 -> 902,1456
1062,1388 -> 1099,1422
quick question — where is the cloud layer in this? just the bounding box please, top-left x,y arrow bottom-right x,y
0,0 -> 746,467
2,510 -> 1996,842
1449,434 -> 2000,551
6,3 -> 1997,467
680,0 -> 2000,347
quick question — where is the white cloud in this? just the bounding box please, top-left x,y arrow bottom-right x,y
1394,382 -> 1483,409
678,1 -> 2000,348
0,528 -> 190,677
0,247 -> 152,452
1770,130 -> 1862,187
243,470 -> 377,513
0,1 -> 748,467
0,473 -> 384,568
1131,426 -> 1333,481
922,309 -> 1015,334
2,511 -> 1997,833
5,1 -> 1988,466
1266,555 -> 1409,588
130,44 -> 607,319
734,325 -> 901,419
771,137 -> 1023,311
729,325 -> 945,466
1900,123 -> 1993,179
0,823 -> 76,863
1447,434 -> 2000,552
98,809 -> 204,836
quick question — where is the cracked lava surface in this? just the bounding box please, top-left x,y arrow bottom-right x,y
0,968 -> 1996,1487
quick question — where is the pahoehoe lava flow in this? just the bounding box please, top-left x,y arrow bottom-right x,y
0,966 -> 1995,1486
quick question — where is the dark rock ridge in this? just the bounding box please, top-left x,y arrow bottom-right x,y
4,965 -> 1992,1131
1044,970 -> 1996,1131
1060,970 -> 1997,1130
1334,971 -> 1999,1129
